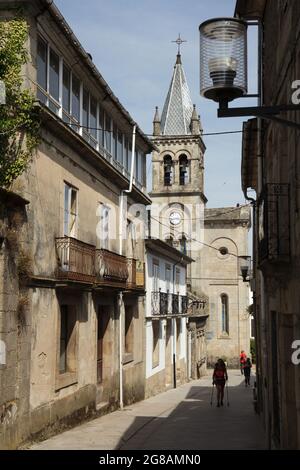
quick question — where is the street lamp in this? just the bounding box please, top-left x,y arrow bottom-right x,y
238,255 -> 251,282
200,18 -> 247,104
199,17 -> 300,129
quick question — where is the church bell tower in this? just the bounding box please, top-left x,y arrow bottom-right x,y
150,47 -> 207,296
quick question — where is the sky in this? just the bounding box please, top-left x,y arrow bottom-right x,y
55,0 -> 258,208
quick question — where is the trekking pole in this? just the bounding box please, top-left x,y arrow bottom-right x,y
210,384 -> 214,406
226,381 -> 230,407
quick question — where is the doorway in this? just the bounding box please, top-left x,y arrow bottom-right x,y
97,306 -> 110,384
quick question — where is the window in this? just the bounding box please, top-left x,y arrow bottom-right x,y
179,155 -> 189,185
49,48 -> 59,102
112,122 -> 117,160
137,150 -> 144,185
164,155 -> 173,186
100,204 -> 110,250
37,37 -> 47,103
64,184 -> 78,237
175,268 -> 180,292
165,265 -> 171,292
180,235 -> 187,255
59,305 -> 77,375
152,321 -> 160,368
221,294 -> 229,334
62,64 -> 71,120
153,260 -> 160,292
105,114 -> 112,153
98,106 -> 104,147
90,96 -> 97,141
71,73 -> 80,126
127,141 -> 132,173
124,138 -> 129,173
82,88 -> 89,138
124,305 -> 134,362
117,129 -> 123,164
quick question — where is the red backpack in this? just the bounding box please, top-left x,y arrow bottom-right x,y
214,368 -> 225,379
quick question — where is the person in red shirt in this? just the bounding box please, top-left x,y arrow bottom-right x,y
240,350 -> 247,375
212,359 -> 228,407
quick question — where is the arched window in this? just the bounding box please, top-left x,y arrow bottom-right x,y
164,155 -> 173,186
179,155 -> 189,185
221,294 -> 229,334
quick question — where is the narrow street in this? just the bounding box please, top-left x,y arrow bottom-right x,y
30,371 -> 266,450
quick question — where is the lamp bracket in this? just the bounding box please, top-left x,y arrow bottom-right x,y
218,103 -> 300,130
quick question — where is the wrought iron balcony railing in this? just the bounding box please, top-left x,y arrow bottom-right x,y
96,249 -> 128,286
55,236 -> 96,283
181,295 -> 188,314
151,292 -> 186,316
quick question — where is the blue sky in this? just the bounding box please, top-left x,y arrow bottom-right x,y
55,0 -> 257,208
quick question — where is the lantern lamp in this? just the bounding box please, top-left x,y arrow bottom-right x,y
199,18 -> 248,104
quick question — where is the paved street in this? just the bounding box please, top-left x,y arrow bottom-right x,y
30,370 -> 266,450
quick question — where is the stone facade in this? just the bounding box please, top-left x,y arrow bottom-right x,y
236,0 -> 300,450
203,207 -> 251,367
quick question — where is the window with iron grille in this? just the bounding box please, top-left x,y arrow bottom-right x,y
258,184 -> 290,262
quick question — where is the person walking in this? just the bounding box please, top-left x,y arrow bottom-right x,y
240,350 -> 247,375
212,359 -> 228,407
243,358 -> 252,387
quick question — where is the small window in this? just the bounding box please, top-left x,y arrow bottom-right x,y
164,155 -> 173,186
180,236 -> 187,255
152,321 -> 160,368
221,294 -> 229,334
59,305 -> 77,374
219,247 -> 228,256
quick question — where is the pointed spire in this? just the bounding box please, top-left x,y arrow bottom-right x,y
191,104 -> 201,135
153,106 -> 161,136
160,54 -> 194,136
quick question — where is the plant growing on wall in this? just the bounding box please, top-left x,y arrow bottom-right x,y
0,14 -> 40,188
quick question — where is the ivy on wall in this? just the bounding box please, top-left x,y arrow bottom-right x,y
0,14 -> 40,188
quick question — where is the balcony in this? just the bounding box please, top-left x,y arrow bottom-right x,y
96,249 -> 128,287
258,184 -> 290,264
55,237 -> 96,283
151,292 -> 186,316
126,259 -> 145,290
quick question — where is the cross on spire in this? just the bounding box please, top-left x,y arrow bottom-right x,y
172,33 -> 187,55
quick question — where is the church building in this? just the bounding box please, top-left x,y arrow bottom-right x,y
150,45 -> 251,371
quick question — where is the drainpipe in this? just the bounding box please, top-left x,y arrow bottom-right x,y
118,125 -> 136,410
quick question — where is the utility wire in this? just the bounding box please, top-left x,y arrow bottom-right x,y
157,203 -> 252,221
150,215 -> 243,259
